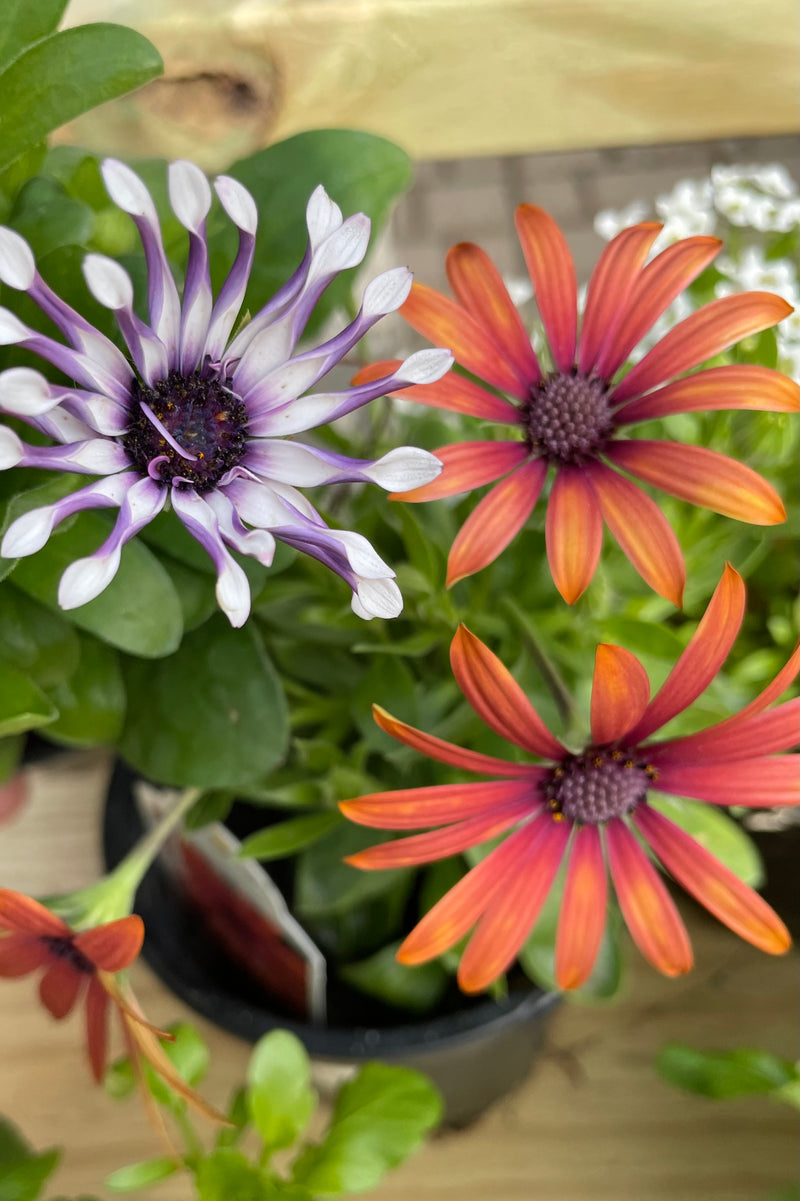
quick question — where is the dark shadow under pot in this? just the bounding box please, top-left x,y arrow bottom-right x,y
103,761 -> 560,1126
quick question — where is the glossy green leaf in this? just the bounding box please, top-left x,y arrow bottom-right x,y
656,1042 -> 800,1101
0,584 -> 79,687
0,661 -> 57,737
340,942 -> 449,1014
43,634 -> 125,747
0,0 -> 68,72
9,176 -> 94,258
0,25 -> 163,173
105,1158 -> 178,1192
223,130 -> 411,331
119,616 -> 288,787
10,510 -> 184,659
291,1063 -> 442,1194
651,794 -> 764,888
246,1031 -> 316,1153
238,811 -> 343,861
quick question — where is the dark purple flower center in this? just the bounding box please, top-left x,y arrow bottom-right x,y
521,371 -> 614,464
124,371 -> 248,492
41,934 -> 94,974
542,748 -> 656,825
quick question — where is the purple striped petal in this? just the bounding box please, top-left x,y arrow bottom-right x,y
82,254 -> 167,384
203,175 -> 258,362
247,348 -> 452,437
223,185 -> 351,367
101,159 -> 182,366
242,440 -> 442,492
57,476 -> 166,608
169,161 -> 213,373
1,475 -> 134,558
0,228 -> 133,388
0,368 -> 129,437
171,487 -> 251,626
14,435 -> 129,475
234,264 -> 409,405
205,490 -> 276,565
0,307 -> 131,402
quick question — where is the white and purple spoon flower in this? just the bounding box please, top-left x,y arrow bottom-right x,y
0,160 -> 451,625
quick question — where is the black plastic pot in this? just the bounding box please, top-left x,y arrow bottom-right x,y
103,761 -> 560,1125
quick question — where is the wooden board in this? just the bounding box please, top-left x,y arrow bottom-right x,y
60,0 -> 799,168
0,752 -> 797,1200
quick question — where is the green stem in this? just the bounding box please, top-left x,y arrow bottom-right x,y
49,786 -> 203,927
500,596 -> 581,732
173,1105 -> 204,1161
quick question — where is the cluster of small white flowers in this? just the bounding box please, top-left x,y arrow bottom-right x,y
593,163 -> 800,374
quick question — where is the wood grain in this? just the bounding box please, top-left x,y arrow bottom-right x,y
60,0 -> 799,168
0,752 -> 796,1200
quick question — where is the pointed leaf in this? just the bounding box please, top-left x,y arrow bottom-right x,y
0,25 -> 163,173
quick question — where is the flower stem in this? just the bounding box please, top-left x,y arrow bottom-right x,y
500,596 -> 582,732
48,786 -> 203,927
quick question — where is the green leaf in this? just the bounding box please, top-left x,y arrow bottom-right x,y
9,176 -> 93,258
10,510 -> 183,658
656,1042 -> 800,1101
105,1158 -> 179,1192
184,789 -> 234,832
651,794 -> 764,887
0,584 -> 79,687
246,1031 -> 316,1153
340,942 -> 448,1015
0,0 -> 68,73
195,1150 -> 286,1201
294,823 -> 410,919
215,1087 -> 249,1149
0,25 -> 163,174
291,1063 -> 442,1194
238,811 -> 343,861
43,633 -> 125,747
0,660 -> 57,737
119,616 -> 288,788
224,131 -> 411,332
0,1117 -> 60,1201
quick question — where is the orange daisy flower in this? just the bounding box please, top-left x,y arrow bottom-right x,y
0,888 -> 220,1119
358,210 -> 797,603
340,567 -> 798,993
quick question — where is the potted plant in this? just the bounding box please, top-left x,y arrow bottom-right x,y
0,0 -> 797,1177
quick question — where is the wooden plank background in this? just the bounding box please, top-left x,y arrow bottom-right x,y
0,753 -> 796,1200
60,0 -> 800,168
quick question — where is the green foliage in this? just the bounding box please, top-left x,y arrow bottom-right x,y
339,942 -> 449,1015
656,1042 -> 800,1104
119,616 -> 289,788
238,811 -> 343,861
105,1158 -> 179,1192
0,25 -> 162,175
104,1025 -> 441,1198
246,1031 -> 316,1152
10,510 -> 184,658
291,1063 -> 443,1194
0,1117 -> 60,1201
